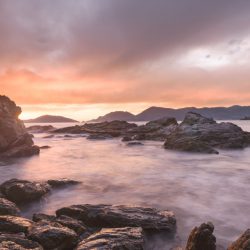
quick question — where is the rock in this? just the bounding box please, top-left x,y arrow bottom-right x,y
39,145 -> 51,149
146,117 -> 178,128
87,134 -> 113,140
0,216 -> 33,233
185,222 -> 216,250
0,179 -> 51,204
164,112 -> 250,154
0,95 -> 40,159
228,229 -> 250,250
76,227 -> 144,250
56,204 -> 176,233
33,213 -> 87,235
47,178 -> 81,188
0,198 -> 20,216
122,136 -> 133,142
0,233 -> 42,249
27,220 -> 78,250
26,125 -> 55,133
127,142 -> 144,146
42,134 -> 54,139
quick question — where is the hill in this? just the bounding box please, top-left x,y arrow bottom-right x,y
23,115 -> 79,123
90,105 -> 250,122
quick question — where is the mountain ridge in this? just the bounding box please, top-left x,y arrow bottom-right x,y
23,115 -> 79,123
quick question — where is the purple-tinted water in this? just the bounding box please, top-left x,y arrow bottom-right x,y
0,121 -> 250,249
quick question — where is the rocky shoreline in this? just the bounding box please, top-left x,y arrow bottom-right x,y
0,178 -> 249,249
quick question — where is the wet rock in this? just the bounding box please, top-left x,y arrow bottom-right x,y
0,233 -> 42,249
0,198 -> 20,216
164,112 -> 250,154
39,145 -> 51,149
56,204 -> 176,233
33,213 -> 87,235
185,222 -> 216,250
122,136 -> 133,142
76,227 -> 144,250
228,229 -> 250,250
0,179 -> 51,204
27,220 -> 78,250
0,216 -> 33,233
127,141 -> 144,146
26,125 -> 55,133
47,178 -> 81,188
0,95 -> 40,159
87,134 -> 113,140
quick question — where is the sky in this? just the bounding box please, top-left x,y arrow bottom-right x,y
0,0 -> 250,120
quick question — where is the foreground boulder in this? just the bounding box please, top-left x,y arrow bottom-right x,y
33,213 -> 87,236
228,229 -> 250,250
56,204 -> 176,233
27,220 -> 78,250
0,216 -> 33,233
164,112 -> 250,154
0,95 -> 40,159
76,227 -> 144,250
185,222 -> 216,250
0,198 -> 20,216
0,179 -> 51,204
0,233 -> 42,249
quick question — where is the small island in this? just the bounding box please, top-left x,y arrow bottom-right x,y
23,115 -> 79,123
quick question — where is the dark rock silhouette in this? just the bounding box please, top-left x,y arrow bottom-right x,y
0,95 -> 40,159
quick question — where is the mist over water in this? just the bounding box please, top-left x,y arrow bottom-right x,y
0,121 -> 250,248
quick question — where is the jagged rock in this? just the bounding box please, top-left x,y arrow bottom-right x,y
164,112 -> 250,154
33,213 -> 86,235
56,204 -> 176,233
0,179 -> 51,204
185,222 -> 216,250
76,227 -> 144,250
26,125 -> 55,133
127,142 -> 144,146
54,120 -> 137,137
47,178 -> 81,188
0,233 -> 42,249
27,220 -> 78,250
0,198 -> 20,216
0,216 -> 33,233
228,229 -> 250,250
0,96 -> 40,159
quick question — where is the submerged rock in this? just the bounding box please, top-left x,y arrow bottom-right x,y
127,141 -> 144,146
47,178 -> 81,188
26,125 -> 55,133
0,216 -> 33,233
0,233 -> 42,249
56,204 -> 176,233
33,213 -> 87,236
76,227 -> 144,250
27,220 -> 78,250
228,229 -> 250,250
164,112 -> 250,154
39,145 -> 51,149
185,222 -> 216,250
0,95 -> 40,159
87,134 -> 113,140
0,179 -> 51,204
0,198 -> 20,216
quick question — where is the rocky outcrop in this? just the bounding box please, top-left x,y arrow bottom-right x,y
26,125 -> 55,133
54,120 -> 137,138
47,178 -> 81,188
0,179 -> 51,204
0,233 -> 42,249
76,227 -> 144,250
0,96 -> 40,159
185,222 -> 216,250
0,198 -> 20,216
27,220 -> 78,250
164,112 -> 250,154
56,204 -> 176,233
0,216 -> 33,233
228,229 -> 250,250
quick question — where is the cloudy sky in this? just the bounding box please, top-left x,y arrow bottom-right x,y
1,0 -> 250,120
